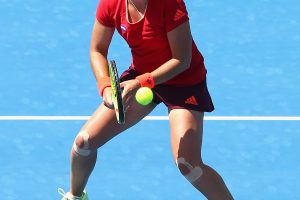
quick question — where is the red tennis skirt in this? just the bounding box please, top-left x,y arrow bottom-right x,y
120,68 -> 214,112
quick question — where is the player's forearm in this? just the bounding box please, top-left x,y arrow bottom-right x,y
90,51 -> 110,82
151,56 -> 191,85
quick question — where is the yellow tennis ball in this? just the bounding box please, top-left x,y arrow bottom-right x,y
135,87 -> 153,106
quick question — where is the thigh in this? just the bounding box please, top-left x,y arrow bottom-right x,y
80,100 -> 157,149
169,109 -> 204,165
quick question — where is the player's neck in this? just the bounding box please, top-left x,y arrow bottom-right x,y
129,0 -> 148,12
127,0 -> 148,23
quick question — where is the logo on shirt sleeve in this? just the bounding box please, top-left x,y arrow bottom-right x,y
174,9 -> 186,21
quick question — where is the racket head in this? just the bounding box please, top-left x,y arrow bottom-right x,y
108,60 -> 125,124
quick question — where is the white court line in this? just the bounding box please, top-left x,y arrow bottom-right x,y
0,116 -> 300,121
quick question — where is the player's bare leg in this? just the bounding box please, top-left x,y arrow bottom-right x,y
70,100 -> 157,197
169,109 -> 233,200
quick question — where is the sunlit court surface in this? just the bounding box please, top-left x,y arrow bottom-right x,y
0,0 -> 299,199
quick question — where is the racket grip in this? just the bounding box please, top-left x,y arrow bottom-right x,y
97,76 -> 111,97
136,73 -> 155,88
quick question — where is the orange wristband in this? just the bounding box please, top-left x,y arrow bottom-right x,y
136,73 -> 155,88
97,76 -> 111,97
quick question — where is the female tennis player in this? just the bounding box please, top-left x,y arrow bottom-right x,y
59,0 -> 233,199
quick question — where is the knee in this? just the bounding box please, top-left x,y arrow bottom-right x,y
175,157 -> 203,183
73,130 -> 96,157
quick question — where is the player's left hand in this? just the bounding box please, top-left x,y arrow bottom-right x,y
120,79 -> 140,111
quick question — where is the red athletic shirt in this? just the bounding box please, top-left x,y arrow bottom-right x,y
96,0 -> 206,86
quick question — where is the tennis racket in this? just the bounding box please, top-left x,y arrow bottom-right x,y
108,60 -> 125,124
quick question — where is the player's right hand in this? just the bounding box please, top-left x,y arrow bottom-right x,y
102,87 -> 114,109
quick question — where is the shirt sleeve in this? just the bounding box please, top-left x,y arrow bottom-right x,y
96,0 -> 115,27
164,0 -> 189,32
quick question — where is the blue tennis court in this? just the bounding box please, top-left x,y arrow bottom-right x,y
0,0 -> 299,199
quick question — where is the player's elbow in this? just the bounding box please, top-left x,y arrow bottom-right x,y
185,53 -> 192,70
178,51 -> 192,71
178,43 -> 192,71
90,45 -> 108,58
